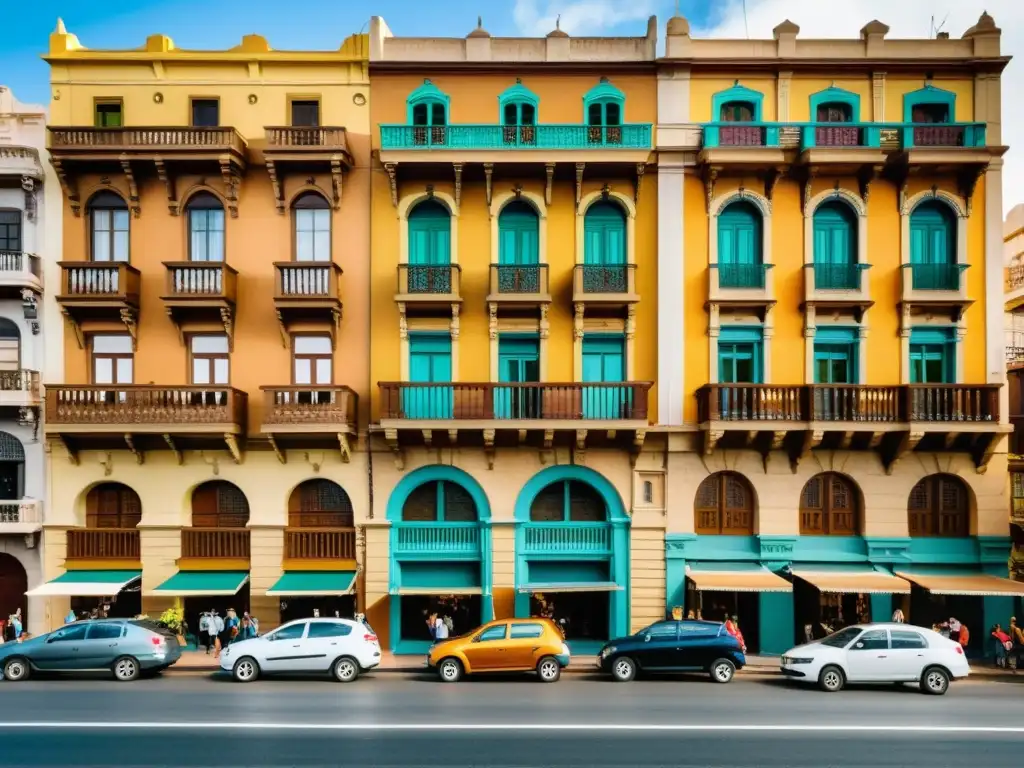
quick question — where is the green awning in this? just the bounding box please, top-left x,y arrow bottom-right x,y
266,571 -> 357,596
148,571 -> 248,597
518,582 -> 622,594
26,570 -> 141,597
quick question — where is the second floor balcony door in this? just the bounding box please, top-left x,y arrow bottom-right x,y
496,336 -> 540,419
497,202 -> 540,293
408,201 -> 451,293
92,334 -> 133,403
190,335 -> 230,406
813,202 -> 857,289
293,335 -> 333,404
582,335 -> 627,419
909,201 -> 956,290
405,334 -> 452,419
583,202 -> 626,293
718,202 -> 762,288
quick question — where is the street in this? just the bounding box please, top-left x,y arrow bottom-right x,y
2,673 -> 1023,766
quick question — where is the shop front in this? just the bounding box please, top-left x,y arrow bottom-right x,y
386,466 -> 493,654
27,570 -> 142,621
790,566 -> 910,642
148,570 -> 250,647
267,570 -> 358,624
514,466 -> 630,653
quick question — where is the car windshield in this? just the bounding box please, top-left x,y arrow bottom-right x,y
819,626 -> 864,648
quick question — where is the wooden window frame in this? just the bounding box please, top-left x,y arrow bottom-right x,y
90,335 -> 134,385
799,472 -> 860,536
292,192 -> 332,262
189,97 -> 220,128
291,334 -> 333,385
86,483 -> 142,529
907,475 -> 969,538
88,193 -> 131,263
288,479 -> 353,528
694,472 -> 755,535
191,480 -> 249,528
94,98 -> 124,128
188,334 -> 231,386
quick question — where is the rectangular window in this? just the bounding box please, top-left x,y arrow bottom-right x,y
91,208 -> 130,262
0,331 -> 18,372
95,100 -> 123,128
293,335 -> 333,385
295,209 -> 331,262
190,99 -> 220,127
0,210 -> 21,252
909,327 -> 955,384
717,328 -> 763,384
92,335 -> 134,385
190,335 -> 230,385
582,334 -> 629,419
814,328 -> 858,384
291,99 -> 320,127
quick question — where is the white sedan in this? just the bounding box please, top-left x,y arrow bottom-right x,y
220,618 -> 382,683
780,622 -> 969,695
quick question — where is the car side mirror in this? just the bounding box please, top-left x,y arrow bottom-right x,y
643,633 -> 651,643
472,634 -> 483,643
855,642 -> 864,649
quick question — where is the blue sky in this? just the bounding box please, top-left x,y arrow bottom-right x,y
1,0 -> 718,105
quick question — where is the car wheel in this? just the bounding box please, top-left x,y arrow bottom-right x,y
611,656 -> 637,682
818,665 -> 845,693
2,657 -> 29,682
438,657 -> 463,683
332,656 -> 360,683
112,656 -> 140,682
710,658 -> 736,684
921,666 -> 950,696
232,656 -> 260,683
536,656 -> 561,683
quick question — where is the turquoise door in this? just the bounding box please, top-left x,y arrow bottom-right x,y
404,334 -> 452,418
909,328 -> 954,384
497,201 -> 540,293
718,201 -> 763,288
909,201 -> 956,290
496,336 -> 540,419
813,201 -> 857,289
583,202 -> 627,293
717,328 -> 762,418
408,200 -> 452,293
582,335 -> 628,419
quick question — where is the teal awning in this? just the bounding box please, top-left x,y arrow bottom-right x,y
149,571 -> 248,597
266,571 -> 357,596
26,570 -> 141,597
518,582 -> 622,594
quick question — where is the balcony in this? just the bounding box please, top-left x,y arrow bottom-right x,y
162,262 -> 238,342
901,263 -> 971,320
260,385 -> 357,460
487,264 -> 551,310
0,369 -> 41,409
395,264 -> 461,311
263,127 -> 352,211
709,263 -> 774,308
180,528 -> 250,562
522,523 -> 611,556
284,528 -> 357,564
44,385 -> 247,462
0,144 -> 44,182
572,264 -> 639,308
0,499 -> 43,534
803,263 -> 872,316
273,262 -> 343,332
1006,264 -> 1024,311
392,522 -> 482,559
56,262 -> 141,345
0,251 -> 43,299
65,529 -> 141,563
700,122 -> 787,170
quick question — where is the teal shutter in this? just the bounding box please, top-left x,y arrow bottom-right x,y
405,334 -> 452,418
496,336 -> 540,418
717,202 -> 762,288
909,201 -> 956,290
408,201 -> 452,293
717,328 -> 763,384
584,202 -> 626,266
909,327 -> 955,384
813,328 -> 858,385
498,202 -> 539,265
582,335 -> 627,419
812,202 -> 856,289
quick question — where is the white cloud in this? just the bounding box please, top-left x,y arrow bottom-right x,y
512,0 -> 657,37
693,0 -> 1022,214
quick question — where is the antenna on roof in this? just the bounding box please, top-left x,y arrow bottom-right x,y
930,13 -> 948,38
556,14 -> 561,30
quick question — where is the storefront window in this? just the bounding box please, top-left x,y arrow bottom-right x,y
400,594 -> 481,642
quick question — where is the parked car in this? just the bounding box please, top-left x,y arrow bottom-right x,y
0,618 -> 182,682
220,618 -> 381,683
597,620 -> 745,683
780,623 -> 969,695
428,617 -> 570,683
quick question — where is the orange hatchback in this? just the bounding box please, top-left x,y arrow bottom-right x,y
427,618 -> 571,683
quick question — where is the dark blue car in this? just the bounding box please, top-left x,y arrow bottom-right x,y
596,620 -> 746,683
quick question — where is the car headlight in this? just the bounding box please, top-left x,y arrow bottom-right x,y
601,646 -> 617,658
782,656 -> 813,665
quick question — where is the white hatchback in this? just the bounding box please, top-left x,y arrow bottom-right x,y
220,618 -> 382,683
781,622 -> 969,695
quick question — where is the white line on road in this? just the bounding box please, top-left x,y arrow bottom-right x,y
0,723 -> 1023,734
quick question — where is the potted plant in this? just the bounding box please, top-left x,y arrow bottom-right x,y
159,606 -> 186,647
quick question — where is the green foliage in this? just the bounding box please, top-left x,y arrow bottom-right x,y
159,606 -> 185,632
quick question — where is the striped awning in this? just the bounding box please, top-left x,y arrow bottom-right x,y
792,569 -> 911,595
687,566 -> 791,593
896,571 -> 1024,597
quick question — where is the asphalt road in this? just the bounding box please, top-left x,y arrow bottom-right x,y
2,673 -> 1023,767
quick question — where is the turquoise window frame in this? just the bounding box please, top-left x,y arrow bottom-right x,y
909,327 -> 956,384
717,326 -> 763,384
583,78 -> 626,127
903,84 -> 956,123
812,200 -> 858,289
809,86 -> 861,122
498,81 -> 539,126
406,79 -> 451,125
814,327 -> 859,384
717,200 -> 765,288
711,82 -> 765,122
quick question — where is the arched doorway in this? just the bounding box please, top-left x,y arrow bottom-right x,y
0,431 -> 25,500
0,553 -> 27,633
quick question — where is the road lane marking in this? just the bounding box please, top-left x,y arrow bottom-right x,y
0,723 -> 1023,734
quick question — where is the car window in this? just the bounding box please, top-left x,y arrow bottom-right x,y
645,622 -> 680,639
819,627 -> 863,648
268,623 -> 307,641
49,624 -> 89,643
307,622 -> 352,639
890,630 -> 928,650
509,623 -> 544,639
477,624 -> 507,642
679,622 -> 717,636
851,629 -> 889,651
85,623 -> 123,640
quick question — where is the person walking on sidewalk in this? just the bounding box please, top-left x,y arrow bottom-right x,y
991,624 -> 1011,668
1010,617 -> 1024,672
210,610 -> 224,656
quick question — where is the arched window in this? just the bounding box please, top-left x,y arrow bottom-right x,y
0,432 -> 24,500
813,200 -> 857,289
498,201 -> 539,267
401,481 -> 478,522
584,201 -> 626,266
799,473 -> 860,536
288,479 -> 353,528
910,200 -> 956,290
408,200 -> 452,293
694,472 -> 754,535
0,318 -> 19,373
407,80 -> 449,146
584,79 -> 625,145
88,191 -> 130,263
186,193 -> 225,262
191,480 -> 249,528
529,480 -> 606,522
718,200 -> 763,289
85,482 -> 142,528
293,193 -> 331,262
908,474 -> 969,537
499,81 -> 538,145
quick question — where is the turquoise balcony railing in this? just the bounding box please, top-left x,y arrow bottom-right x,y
812,262 -> 871,290
713,263 -> 773,289
522,523 -> 612,556
702,121 -> 986,150
393,522 -> 482,557
379,123 -> 652,151
903,263 -> 969,291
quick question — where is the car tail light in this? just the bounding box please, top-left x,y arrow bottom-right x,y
151,636 -> 166,646
954,645 -> 964,655
364,634 -> 378,644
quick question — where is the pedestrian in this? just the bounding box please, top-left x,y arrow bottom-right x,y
224,608 -> 239,648
210,610 -> 224,656
891,608 -> 905,623
1010,617 -> 1024,673
724,615 -> 739,638
64,608 -> 76,625
435,614 -> 450,642
992,624 -> 1011,668
9,609 -> 22,641
244,611 -> 259,637
731,615 -> 747,654
240,615 -> 256,642
198,612 -> 211,653
947,616 -> 961,644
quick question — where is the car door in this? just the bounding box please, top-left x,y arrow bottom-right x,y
33,624 -> 89,670
501,622 -> 547,670
636,622 -> 682,669
844,628 -> 893,681
80,622 -> 125,669
462,624 -> 508,672
260,622 -> 309,673
304,621 -> 353,672
888,629 -> 930,680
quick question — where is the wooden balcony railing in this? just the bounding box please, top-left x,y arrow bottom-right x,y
0,251 -> 42,281
716,125 -> 769,147
697,384 -> 805,422
0,500 -> 42,526
66,528 -> 140,560
49,126 -> 246,155
808,385 -> 901,423
274,262 -> 341,301
0,370 -> 40,396
265,126 -> 349,151
489,264 -> 550,297
163,262 -> 237,302
284,528 -> 356,560
378,381 -> 652,421
45,385 -> 247,428
396,264 -> 461,297
58,262 -> 140,304
181,528 -> 250,559
906,384 -> 1000,422
261,386 -> 356,429
1007,265 -> 1024,292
